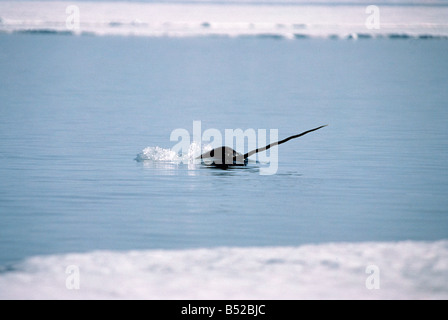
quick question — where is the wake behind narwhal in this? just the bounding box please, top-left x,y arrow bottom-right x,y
197,125 -> 327,169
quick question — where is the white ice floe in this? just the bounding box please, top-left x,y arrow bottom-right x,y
1,240 -> 447,299
0,1 -> 448,39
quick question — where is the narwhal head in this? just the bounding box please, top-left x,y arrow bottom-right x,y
198,146 -> 245,167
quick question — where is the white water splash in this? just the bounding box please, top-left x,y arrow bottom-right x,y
135,142 -> 212,164
135,146 -> 180,162
1,2 -> 448,39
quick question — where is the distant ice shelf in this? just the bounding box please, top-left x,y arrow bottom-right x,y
1,1 -> 447,39
1,240 -> 447,299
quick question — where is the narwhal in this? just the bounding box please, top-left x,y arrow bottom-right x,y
197,125 -> 327,168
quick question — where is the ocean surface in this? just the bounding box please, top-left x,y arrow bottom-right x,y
0,1 -> 448,299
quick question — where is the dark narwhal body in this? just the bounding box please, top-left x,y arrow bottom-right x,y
197,125 -> 327,169
198,146 -> 247,168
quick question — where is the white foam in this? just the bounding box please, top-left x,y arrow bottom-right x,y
1,1 -> 448,39
1,240 -> 447,299
135,146 -> 181,162
135,142 -> 211,163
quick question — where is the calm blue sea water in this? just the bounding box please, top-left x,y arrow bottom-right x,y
1,34 -> 448,266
